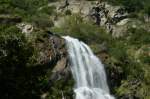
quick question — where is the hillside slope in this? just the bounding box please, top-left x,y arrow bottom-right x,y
0,0 -> 149,99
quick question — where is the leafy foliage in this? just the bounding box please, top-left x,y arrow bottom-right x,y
107,28 -> 150,99
52,14 -> 110,44
0,25 -> 36,99
0,0 -> 48,14
106,0 -> 150,13
30,13 -> 54,29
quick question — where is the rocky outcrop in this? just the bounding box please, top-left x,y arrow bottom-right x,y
32,31 -> 72,92
47,1 -> 129,38
16,23 -> 34,36
16,20 -> 71,90
32,32 -> 74,99
34,31 -> 68,70
48,33 -> 70,82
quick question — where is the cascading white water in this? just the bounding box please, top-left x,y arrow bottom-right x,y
63,36 -> 114,99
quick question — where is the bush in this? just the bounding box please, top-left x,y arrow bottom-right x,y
121,0 -> 143,12
109,41 -> 127,61
65,9 -> 72,15
39,5 -> 56,15
144,5 -> 150,16
11,0 -> 48,12
106,0 -> 148,13
0,25 -> 35,98
127,28 -> 150,45
0,0 -> 48,15
52,15 -> 110,44
30,14 -> 54,29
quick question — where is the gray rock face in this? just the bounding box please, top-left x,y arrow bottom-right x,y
40,33 -> 71,86
50,34 -> 70,80
36,32 -> 67,66
48,1 -> 129,38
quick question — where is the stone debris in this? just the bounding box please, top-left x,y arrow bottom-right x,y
16,23 -> 33,36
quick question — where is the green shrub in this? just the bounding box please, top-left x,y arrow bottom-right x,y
0,0 -> 48,15
11,0 -> 48,12
127,28 -> 150,45
109,41 -> 127,61
0,25 -> 36,98
121,0 -> 143,12
52,15 -> 110,44
39,5 -> 56,15
0,28 -> 33,69
30,14 -> 54,29
141,56 -> 150,64
106,0 -> 149,13
144,5 -> 150,16
65,9 -> 72,15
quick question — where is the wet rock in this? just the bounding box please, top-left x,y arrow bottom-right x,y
98,52 -> 109,63
50,56 -> 70,82
36,32 -> 72,91
52,57 -> 67,73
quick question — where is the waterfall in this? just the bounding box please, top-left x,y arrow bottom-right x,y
63,36 -> 114,99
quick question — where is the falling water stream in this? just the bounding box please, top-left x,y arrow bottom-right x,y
63,36 -> 114,99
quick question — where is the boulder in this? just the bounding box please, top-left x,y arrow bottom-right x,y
52,57 -> 67,73
16,23 -> 33,36
116,19 -> 129,26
